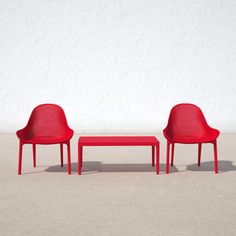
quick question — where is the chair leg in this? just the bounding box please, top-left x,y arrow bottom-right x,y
32,144 -> 36,167
60,143 -> 64,167
166,141 -> 170,174
198,143 -> 202,166
171,143 -> 175,166
18,142 -> 23,175
213,141 -> 218,174
67,141 -> 71,175
152,146 -> 155,167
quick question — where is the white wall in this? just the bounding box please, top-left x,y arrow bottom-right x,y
0,0 -> 236,133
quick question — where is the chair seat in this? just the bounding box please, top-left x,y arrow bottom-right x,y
17,131 -> 73,144
163,129 -> 219,144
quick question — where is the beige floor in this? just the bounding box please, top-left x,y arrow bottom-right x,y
0,133 -> 236,236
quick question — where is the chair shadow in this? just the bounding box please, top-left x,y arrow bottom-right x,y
22,161 -> 236,175
186,160 -> 236,173
45,162 -> 179,175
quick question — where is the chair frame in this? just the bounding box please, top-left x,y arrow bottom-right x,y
164,103 -> 219,174
17,104 -> 73,175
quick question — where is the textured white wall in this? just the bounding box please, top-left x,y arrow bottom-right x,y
0,0 -> 236,133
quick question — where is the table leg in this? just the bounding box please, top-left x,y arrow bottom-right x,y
78,145 -> 83,175
156,143 -> 159,175
152,146 -> 155,167
81,146 -> 83,167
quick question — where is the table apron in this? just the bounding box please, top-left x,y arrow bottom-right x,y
79,143 -> 159,147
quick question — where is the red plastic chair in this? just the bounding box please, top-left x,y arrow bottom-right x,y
163,103 -> 220,174
16,104 -> 74,175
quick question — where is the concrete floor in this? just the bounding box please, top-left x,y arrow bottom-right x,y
0,133 -> 236,236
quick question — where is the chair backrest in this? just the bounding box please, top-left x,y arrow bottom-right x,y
26,104 -> 70,137
165,103 -> 209,139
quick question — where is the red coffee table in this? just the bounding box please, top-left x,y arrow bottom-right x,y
78,136 -> 160,175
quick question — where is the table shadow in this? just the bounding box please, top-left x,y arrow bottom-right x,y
45,162 -> 179,174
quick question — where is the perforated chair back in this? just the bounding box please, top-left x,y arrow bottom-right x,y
26,104 -> 70,138
164,104 -> 209,141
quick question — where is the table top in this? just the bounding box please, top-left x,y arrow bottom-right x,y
78,136 -> 159,146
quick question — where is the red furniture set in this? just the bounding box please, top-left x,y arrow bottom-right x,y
16,103 -> 220,175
